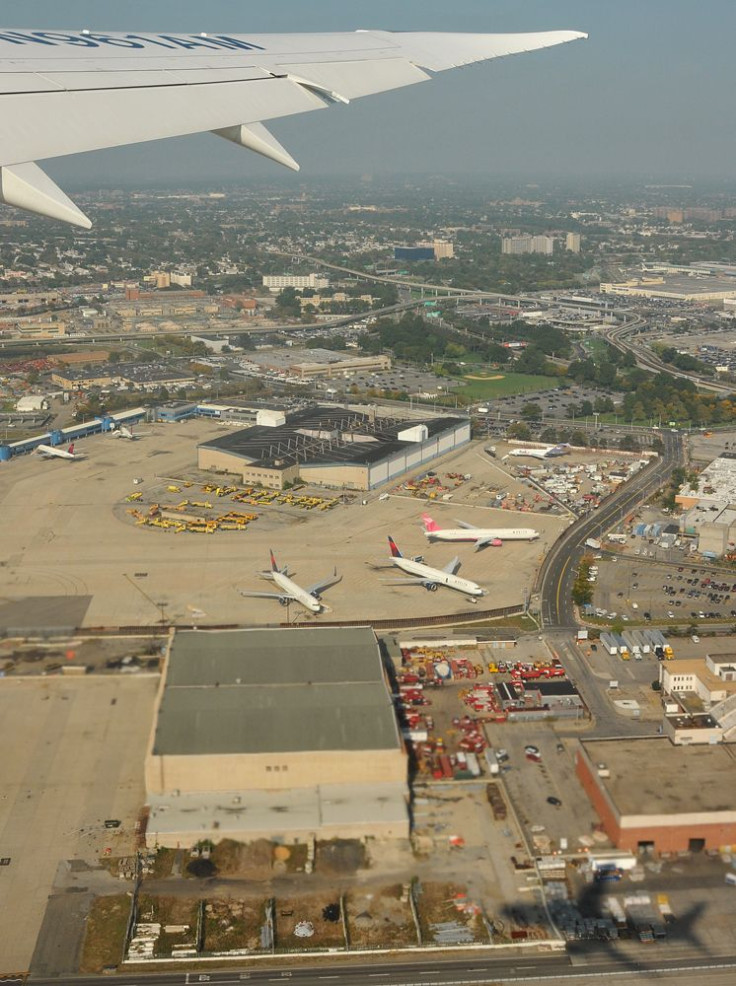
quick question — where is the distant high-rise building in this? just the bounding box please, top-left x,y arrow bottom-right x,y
566,232 -> 581,253
263,273 -> 329,291
432,239 -> 454,259
502,236 -> 533,255
502,235 -> 554,256
393,240 -> 454,261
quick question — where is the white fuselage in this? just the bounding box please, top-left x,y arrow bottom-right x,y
509,447 -> 565,460
273,571 -> 321,613
425,528 -> 538,543
391,556 -> 484,597
37,444 -> 75,459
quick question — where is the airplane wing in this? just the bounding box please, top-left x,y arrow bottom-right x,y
442,556 -> 461,575
240,589 -> 296,601
0,28 -> 586,226
455,520 -> 479,531
304,569 -> 342,596
380,576 -> 433,587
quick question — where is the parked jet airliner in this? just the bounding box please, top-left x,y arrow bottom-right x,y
240,550 -> 341,614
0,28 -> 585,227
36,442 -> 78,460
421,514 -> 539,550
506,444 -> 570,460
383,536 -> 485,598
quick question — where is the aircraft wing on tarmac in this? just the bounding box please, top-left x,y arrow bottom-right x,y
239,589 -> 300,602
304,568 -> 342,596
0,27 -> 585,226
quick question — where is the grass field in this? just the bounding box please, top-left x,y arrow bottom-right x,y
79,895 -> 132,973
460,373 -> 560,400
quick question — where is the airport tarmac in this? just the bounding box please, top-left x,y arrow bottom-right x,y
0,420 -> 567,628
0,675 -> 157,972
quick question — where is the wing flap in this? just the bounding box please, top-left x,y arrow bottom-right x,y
30,65 -> 271,91
0,76 -> 325,166
277,58 -> 429,101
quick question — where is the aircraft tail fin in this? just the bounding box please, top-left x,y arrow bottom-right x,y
387,536 -> 403,559
269,549 -> 279,572
68,444 -> 75,455
421,513 -> 441,533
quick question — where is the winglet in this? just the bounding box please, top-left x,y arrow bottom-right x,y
0,162 -> 91,229
388,536 -> 403,558
213,123 -> 300,172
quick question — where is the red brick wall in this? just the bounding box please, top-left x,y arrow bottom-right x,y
575,750 -> 736,852
615,822 -> 736,853
575,751 -> 621,844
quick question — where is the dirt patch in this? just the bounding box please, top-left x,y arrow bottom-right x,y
315,839 -> 367,875
464,374 -> 505,381
346,885 -> 416,949
136,895 -> 200,958
210,838 -> 274,878
415,881 -> 487,945
79,895 -> 132,973
274,894 -> 346,950
202,897 -> 269,954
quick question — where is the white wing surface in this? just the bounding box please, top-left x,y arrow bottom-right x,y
442,557 -> 461,575
304,569 -> 342,596
0,27 -> 585,226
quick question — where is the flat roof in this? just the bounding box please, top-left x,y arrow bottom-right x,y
198,406 -> 467,470
664,658 -> 736,695
153,627 -> 402,757
581,738 -> 736,816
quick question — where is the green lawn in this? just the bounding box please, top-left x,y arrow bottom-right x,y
460,373 -> 561,400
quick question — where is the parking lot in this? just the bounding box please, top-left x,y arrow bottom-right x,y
590,554 -> 736,625
482,384 -> 619,422
0,675 -> 157,972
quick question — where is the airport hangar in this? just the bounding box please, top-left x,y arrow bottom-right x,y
145,626 -> 409,848
197,405 -> 470,490
576,737 -> 736,853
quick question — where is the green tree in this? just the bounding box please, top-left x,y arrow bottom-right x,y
507,422 -> 531,440
521,402 -> 542,420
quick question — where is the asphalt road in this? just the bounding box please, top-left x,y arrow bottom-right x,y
603,319 -> 734,396
18,951 -> 736,986
538,432 -> 683,629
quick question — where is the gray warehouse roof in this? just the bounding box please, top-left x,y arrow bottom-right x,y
153,627 -> 401,757
198,405 -> 468,470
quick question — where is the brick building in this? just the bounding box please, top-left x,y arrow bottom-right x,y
576,737 -> 736,853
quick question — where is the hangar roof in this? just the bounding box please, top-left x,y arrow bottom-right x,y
153,627 -> 401,756
197,406 -> 467,470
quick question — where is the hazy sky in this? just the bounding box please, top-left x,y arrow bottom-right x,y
3,1 -> 735,186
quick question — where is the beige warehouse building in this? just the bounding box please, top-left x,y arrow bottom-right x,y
145,627 -> 409,848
